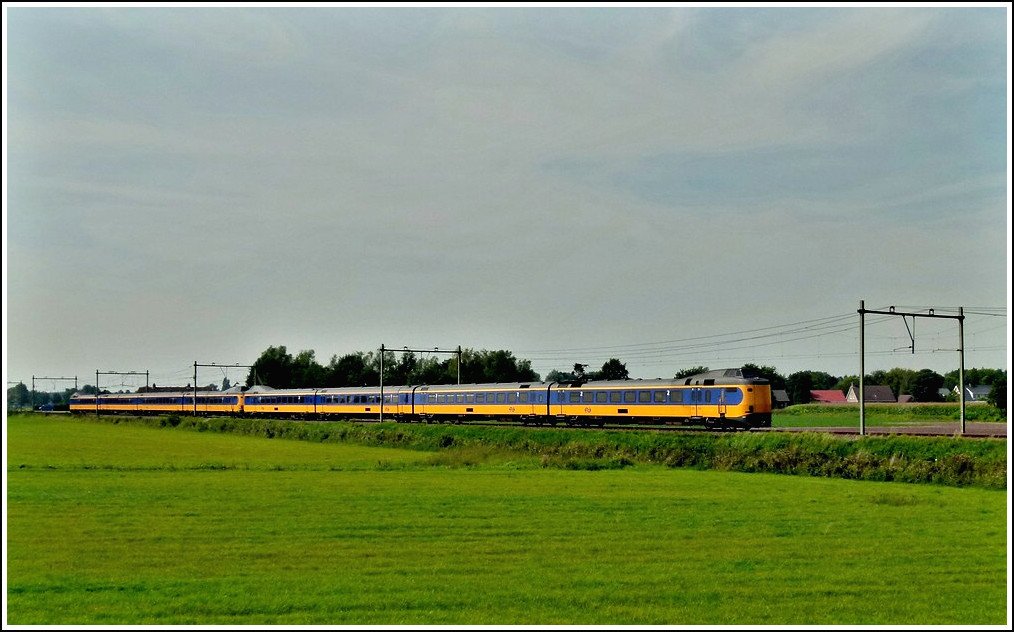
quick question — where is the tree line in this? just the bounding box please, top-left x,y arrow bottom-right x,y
8,346 -> 1006,411
733,363 -> 1006,409
244,346 -> 539,390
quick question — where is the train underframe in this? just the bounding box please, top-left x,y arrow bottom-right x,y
76,408 -> 771,430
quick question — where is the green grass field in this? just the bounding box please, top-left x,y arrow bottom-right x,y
5,414 -> 1009,625
773,402 -> 1007,427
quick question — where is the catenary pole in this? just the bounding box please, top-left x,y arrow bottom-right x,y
858,301 -> 966,435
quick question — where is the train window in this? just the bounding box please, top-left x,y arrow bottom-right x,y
507,393 -> 518,404
596,392 -> 607,403
581,392 -> 594,404
726,387 -> 738,393
496,393 -> 506,404
609,391 -> 621,403
474,393 -> 484,404
654,391 -> 666,403
569,392 -> 581,403
705,391 -> 712,403
465,394 -> 475,403
520,392 -> 530,403
624,391 -> 636,403
638,391 -> 652,403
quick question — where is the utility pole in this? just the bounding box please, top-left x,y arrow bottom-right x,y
378,345 -> 463,423
31,376 -> 78,411
94,370 -> 149,416
193,362 -> 255,416
858,301 -> 966,435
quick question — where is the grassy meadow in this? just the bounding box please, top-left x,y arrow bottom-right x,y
5,414 -> 1009,625
773,402 -> 1007,427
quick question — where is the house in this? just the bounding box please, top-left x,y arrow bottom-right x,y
810,389 -> 846,404
952,385 -> 993,402
845,384 -> 896,403
771,390 -> 791,409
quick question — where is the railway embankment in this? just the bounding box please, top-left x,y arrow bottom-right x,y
77,413 -> 1008,490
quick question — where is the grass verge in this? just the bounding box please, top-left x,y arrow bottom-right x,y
30,412 -> 1005,489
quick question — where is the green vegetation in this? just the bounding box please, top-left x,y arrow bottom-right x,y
775,402 -> 1007,424
12,408 -> 1008,491
6,415 -> 1007,625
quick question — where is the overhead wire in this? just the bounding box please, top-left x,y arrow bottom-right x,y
522,307 -> 1006,374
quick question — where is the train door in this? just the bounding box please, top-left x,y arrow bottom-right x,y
690,387 -> 714,419
548,384 -> 565,419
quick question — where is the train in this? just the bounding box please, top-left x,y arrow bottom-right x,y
68,368 -> 772,429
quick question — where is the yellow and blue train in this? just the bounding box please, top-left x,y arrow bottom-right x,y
69,368 -> 772,428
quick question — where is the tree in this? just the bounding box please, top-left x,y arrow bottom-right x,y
325,352 -> 379,387
674,366 -> 709,380
479,349 -> 539,383
247,345 -> 295,388
905,369 -> 944,402
884,368 -> 916,400
386,351 -> 418,386
786,371 -> 814,405
986,377 -> 1006,410
944,368 -> 1007,390
742,364 -> 786,390
808,371 -> 839,390
7,382 -> 30,410
834,375 -> 859,393
545,369 -> 577,383
594,358 -> 629,381
292,349 -> 327,387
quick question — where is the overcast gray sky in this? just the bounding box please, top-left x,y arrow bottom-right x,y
4,4 -> 1010,391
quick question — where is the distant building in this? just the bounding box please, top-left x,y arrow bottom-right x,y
771,390 -> 790,409
845,384 -> 896,403
952,385 -> 993,402
810,389 -> 847,404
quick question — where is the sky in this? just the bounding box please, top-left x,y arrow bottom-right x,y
3,3 -> 1011,393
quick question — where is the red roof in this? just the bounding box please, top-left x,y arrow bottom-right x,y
810,389 -> 847,403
